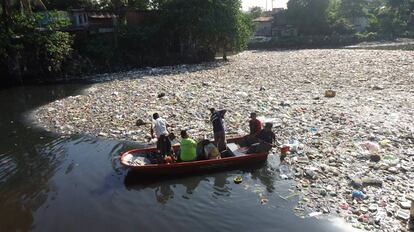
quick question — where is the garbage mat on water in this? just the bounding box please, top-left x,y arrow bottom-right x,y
32,49 -> 414,231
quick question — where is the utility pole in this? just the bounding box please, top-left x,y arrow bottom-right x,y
271,0 -> 273,11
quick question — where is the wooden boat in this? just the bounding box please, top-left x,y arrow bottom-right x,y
120,137 -> 269,176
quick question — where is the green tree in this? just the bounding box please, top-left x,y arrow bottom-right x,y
0,10 -> 73,84
287,0 -> 331,35
248,6 -> 262,19
161,0 -> 251,60
44,0 -> 101,10
338,0 -> 367,20
149,0 -> 169,9
210,0 -> 251,59
376,0 -> 413,36
127,0 -> 150,9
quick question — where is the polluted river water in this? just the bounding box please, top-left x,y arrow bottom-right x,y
0,85 -> 355,232
3,48 -> 414,231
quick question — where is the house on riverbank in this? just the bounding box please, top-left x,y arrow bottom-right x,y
65,9 -> 118,34
252,8 -> 297,37
253,16 -> 274,36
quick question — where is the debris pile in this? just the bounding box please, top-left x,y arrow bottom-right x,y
34,49 -> 414,231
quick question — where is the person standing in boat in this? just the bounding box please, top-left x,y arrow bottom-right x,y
209,108 -> 227,152
179,130 -> 197,162
151,113 -> 172,157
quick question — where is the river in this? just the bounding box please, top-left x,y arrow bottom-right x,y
0,84 -> 355,232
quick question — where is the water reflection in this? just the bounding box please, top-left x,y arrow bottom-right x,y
0,152 -> 18,183
250,154 -> 281,193
0,137 -> 67,232
211,172 -> 231,198
124,173 -> 206,204
0,83 -> 360,232
0,84 -> 88,232
123,163 -> 279,205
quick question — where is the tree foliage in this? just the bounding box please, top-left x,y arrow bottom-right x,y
1,0 -> 252,84
0,11 -> 73,83
285,0 -> 413,37
374,0 -> 414,36
338,0 -> 367,19
158,0 -> 251,59
287,0 -> 331,35
248,6 -> 262,19
44,0 -> 102,10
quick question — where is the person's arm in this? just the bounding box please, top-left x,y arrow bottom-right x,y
191,139 -> 197,148
219,110 -> 227,118
151,124 -> 155,139
165,120 -> 172,128
165,119 -> 174,133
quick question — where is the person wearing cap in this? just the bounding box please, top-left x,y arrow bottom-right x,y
256,122 -> 276,145
209,108 -> 227,152
249,112 -> 262,135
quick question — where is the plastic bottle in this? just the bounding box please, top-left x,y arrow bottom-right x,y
352,190 -> 364,199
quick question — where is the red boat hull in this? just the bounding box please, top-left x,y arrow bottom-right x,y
120,137 -> 269,176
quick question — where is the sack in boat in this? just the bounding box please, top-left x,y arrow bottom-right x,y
196,139 -> 211,160
127,156 -> 150,166
220,149 -> 235,158
204,143 -> 221,159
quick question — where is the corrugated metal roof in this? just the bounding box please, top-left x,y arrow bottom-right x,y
253,16 -> 273,22
88,12 -> 117,19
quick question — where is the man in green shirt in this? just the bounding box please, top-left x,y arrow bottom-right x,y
179,130 -> 197,162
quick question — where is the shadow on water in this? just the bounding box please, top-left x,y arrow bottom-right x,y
125,174 -> 208,205
123,160 -> 277,204
120,161 -> 355,232
123,161 -> 270,185
0,137 -> 69,231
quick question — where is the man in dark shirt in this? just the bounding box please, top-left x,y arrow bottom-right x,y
257,122 -> 276,144
210,108 -> 227,152
249,112 -> 262,135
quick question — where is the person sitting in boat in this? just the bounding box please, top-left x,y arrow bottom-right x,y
257,122 -> 276,145
151,113 -> 172,157
249,112 -> 262,135
179,130 -> 197,162
209,108 -> 227,152
240,112 -> 263,147
246,122 -> 276,154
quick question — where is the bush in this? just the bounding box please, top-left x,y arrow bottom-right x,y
0,11 -> 73,83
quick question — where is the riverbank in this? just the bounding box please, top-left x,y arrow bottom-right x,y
34,49 -> 414,231
249,36 -> 414,51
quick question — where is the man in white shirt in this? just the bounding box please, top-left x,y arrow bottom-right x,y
151,113 -> 172,156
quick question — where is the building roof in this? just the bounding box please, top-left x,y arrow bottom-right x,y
253,16 -> 273,22
89,12 -> 117,19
